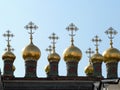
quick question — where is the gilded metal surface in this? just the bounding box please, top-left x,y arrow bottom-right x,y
63,45 -> 82,62
48,52 -> 60,62
91,53 -> 103,63
3,30 -> 14,52
48,33 -> 59,53
105,27 -> 117,48
66,23 -> 79,45
92,35 -> 101,53
22,43 -> 41,61
12,65 -> 16,71
91,35 -> 103,63
85,48 -> 94,75
2,51 -> 16,61
49,33 -> 58,43
24,21 -> 38,30
45,64 -> 50,73
24,21 -> 38,44
2,30 -> 16,61
46,45 -> 52,54
103,47 -> 120,63
47,33 -> 60,62
84,63 -> 94,74
85,48 -> 94,59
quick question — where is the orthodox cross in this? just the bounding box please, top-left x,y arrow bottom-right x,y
92,35 -> 102,53
105,27 -> 117,48
3,30 -> 14,52
49,33 -> 59,53
85,48 -> 94,63
0,69 -> 1,75
46,45 -> 52,54
24,21 -> 38,44
66,23 -> 79,45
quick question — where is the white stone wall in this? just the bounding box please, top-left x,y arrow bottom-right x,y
105,82 -> 120,90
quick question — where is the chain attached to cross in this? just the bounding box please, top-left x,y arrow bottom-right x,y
24,21 -> 38,44
92,35 -> 102,53
49,33 -> 59,53
105,27 -> 118,48
46,45 -> 52,54
66,23 -> 79,45
86,48 -> 94,63
3,30 -> 14,51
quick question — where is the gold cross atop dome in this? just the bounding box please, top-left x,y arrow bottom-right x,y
66,23 -> 79,45
46,45 -> 52,54
86,48 -> 94,63
86,48 -> 94,59
49,33 -> 59,53
24,21 -> 38,44
92,35 -> 102,53
3,30 -> 14,52
105,27 -> 118,48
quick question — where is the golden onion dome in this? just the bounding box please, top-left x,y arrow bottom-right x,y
45,64 -> 50,73
84,63 -> 94,75
2,51 -> 16,61
48,52 -> 60,62
91,53 -> 103,63
12,65 -> 16,71
103,47 -> 120,63
22,43 -> 41,61
63,45 -> 82,62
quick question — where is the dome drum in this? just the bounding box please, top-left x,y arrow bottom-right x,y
63,45 -> 82,76
2,51 -> 16,77
22,43 -> 40,78
48,62 -> 59,77
66,61 -> 78,76
92,63 -> 103,78
46,51 -> 60,77
25,60 -> 37,78
3,61 -> 14,77
106,62 -> 118,78
103,47 -> 120,78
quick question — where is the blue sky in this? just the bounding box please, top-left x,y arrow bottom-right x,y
0,0 -> 120,77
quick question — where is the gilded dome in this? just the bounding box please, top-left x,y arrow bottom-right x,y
63,45 -> 82,62
2,51 -> 16,61
48,52 -> 60,62
84,63 -> 94,75
12,65 -> 16,71
91,53 -> 103,63
103,47 -> 120,63
22,43 -> 41,61
45,64 -> 50,73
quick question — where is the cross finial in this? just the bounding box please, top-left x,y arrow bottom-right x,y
49,33 -> 59,53
46,45 -> 52,54
3,30 -> 14,52
92,35 -> 102,53
0,68 -> 1,75
105,27 -> 118,48
86,48 -> 94,63
24,21 -> 38,44
66,23 -> 79,46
